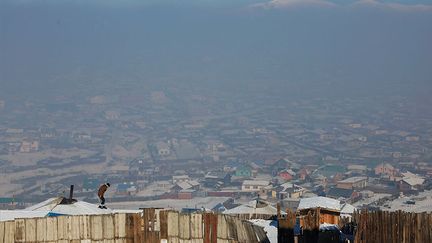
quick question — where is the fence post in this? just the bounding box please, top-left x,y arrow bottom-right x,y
301,208 -> 319,243
277,204 -> 295,243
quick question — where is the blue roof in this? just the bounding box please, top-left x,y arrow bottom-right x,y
47,212 -> 67,217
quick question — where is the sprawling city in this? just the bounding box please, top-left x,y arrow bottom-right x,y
1,88 -> 431,211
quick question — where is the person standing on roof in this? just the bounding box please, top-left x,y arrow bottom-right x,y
98,183 -> 110,209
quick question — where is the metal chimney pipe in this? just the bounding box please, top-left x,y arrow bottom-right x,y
69,185 -> 74,200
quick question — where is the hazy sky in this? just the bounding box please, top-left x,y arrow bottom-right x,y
1,0 -> 431,98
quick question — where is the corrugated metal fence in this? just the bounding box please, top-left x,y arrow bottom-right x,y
0,210 -> 268,243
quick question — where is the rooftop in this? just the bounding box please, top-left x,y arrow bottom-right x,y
224,199 -> 282,216
338,176 -> 367,183
327,187 -> 354,199
298,196 -> 341,211
242,180 -> 270,186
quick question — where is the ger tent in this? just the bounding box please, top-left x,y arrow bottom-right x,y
0,196 -> 111,222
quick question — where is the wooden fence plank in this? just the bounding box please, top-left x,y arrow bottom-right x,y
190,213 -> 203,239
132,213 -> 142,243
125,214 -> 135,241
79,215 -> 91,239
217,214 -> 227,240
46,216 -> 58,241
57,216 -> 67,240
115,213 -> 127,238
168,211 -> 179,238
4,221 -> 15,243
0,221 -> 5,243
91,215 -> 104,240
36,217 -> 47,242
179,214 -> 191,240
104,214 -> 115,240
160,210 -> 168,240
69,215 -> 80,240
14,219 -> 25,242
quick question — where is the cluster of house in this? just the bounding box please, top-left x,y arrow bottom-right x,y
0,127 -> 97,155
64,157 -> 431,216
0,128 -> 40,154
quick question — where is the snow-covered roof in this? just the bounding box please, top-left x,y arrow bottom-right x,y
402,177 -> 425,186
298,197 -> 341,211
338,176 -> 367,183
0,210 -> 49,222
188,180 -> 200,187
176,180 -> 200,190
0,197 -> 116,222
176,181 -> 193,190
26,197 -> 113,216
401,171 -> 425,186
402,171 -> 420,178
224,199 -> 282,216
250,219 -> 277,243
340,203 -> 357,215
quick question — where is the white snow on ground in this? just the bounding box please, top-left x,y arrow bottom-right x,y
250,219 -> 277,243
381,190 -> 432,212
352,193 -> 392,207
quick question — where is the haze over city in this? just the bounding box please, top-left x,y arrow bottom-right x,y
0,1 -> 432,242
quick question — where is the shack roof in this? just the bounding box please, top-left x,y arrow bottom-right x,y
338,176 -> 367,184
224,199 -> 282,216
401,172 -> 425,186
0,197 -> 142,222
242,180 -> 270,186
26,197 -> 112,216
340,203 -> 357,215
298,197 -> 341,211
402,177 -> 425,186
